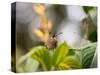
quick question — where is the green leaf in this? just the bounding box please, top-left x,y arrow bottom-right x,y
81,42 -> 97,68
90,49 -> 97,68
53,42 -> 69,66
17,46 -> 45,66
88,8 -> 97,42
17,46 -> 52,72
31,46 -> 52,71
55,55 -> 81,70
88,8 -> 97,26
83,6 -> 95,13
16,58 -> 39,72
67,49 -> 76,56
16,46 -> 45,72
23,58 -> 39,72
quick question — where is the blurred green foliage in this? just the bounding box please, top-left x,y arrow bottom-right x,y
16,42 -> 97,72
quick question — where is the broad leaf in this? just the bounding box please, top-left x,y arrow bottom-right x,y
23,58 -> 39,72
53,42 -> 69,66
83,6 -> 94,13
17,46 -> 51,72
16,58 -> 39,72
81,43 -> 97,68
31,46 -> 52,71
55,55 -> 81,70
90,49 -> 97,68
